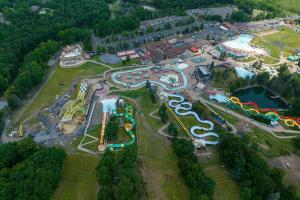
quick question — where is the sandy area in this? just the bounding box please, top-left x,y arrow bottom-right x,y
269,154 -> 300,187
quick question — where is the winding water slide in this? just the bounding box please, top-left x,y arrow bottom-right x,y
61,94 -> 86,122
106,105 -> 136,150
163,92 -> 219,145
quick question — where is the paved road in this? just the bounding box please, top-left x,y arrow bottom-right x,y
92,21 -> 232,50
197,96 -> 299,139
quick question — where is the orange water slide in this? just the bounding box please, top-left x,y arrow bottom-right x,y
99,112 -> 107,145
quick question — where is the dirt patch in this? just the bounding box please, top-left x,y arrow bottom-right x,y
257,29 -> 279,37
235,120 -> 254,133
258,143 -> 270,150
62,124 -> 77,134
269,154 -> 300,187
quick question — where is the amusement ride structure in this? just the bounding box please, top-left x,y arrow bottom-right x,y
162,92 -> 219,146
98,104 -> 137,151
60,81 -> 89,123
229,96 -> 300,128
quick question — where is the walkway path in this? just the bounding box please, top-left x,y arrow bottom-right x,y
87,60 -> 113,69
149,108 -> 160,120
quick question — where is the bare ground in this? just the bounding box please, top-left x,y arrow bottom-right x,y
269,154 -> 300,192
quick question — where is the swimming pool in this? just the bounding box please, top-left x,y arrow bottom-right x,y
223,34 -> 265,55
111,66 -> 188,91
101,99 -> 117,112
235,67 -> 255,79
209,94 -> 229,103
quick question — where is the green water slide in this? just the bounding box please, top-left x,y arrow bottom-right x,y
106,105 -> 136,150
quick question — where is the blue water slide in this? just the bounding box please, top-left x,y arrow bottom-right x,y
163,92 -> 219,145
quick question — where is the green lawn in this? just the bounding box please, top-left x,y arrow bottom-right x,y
248,128 -> 295,158
264,27 -> 300,49
211,68 -> 237,89
19,62 -> 108,122
110,58 -> 141,68
275,0 -> 300,14
253,27 -> 300,60
262,56 -> 280,64
79,125 -> 101,152
239,56 -> 257,63
212,108 -> 239,125
202,148 -> 240,200
109,0 -> 121,19
252,37 -> 281,59
117,88 -> 190,200
51,154 -> 99,200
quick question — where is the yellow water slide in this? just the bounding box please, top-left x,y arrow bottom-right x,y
99,112 -> 107,145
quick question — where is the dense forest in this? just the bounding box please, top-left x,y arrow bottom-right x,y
0,0 -> 111,108
96,145 -> 141,200
219,132 -> 299,200
172,139 -> 216,200
0,138 -> 66,199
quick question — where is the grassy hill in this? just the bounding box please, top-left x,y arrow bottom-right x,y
275,0 -> 300,13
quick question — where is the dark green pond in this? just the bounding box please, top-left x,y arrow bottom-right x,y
233,86 -> 289,109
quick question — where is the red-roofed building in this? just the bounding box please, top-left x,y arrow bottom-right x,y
190,47 -> 199,53
142,41 -> 186,62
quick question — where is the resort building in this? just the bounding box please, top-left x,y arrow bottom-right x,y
59,45 -> 89,67
195,65 -> 211,83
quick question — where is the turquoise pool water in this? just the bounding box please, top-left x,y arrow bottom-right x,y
235,67 -> 255,79
101,99 -> 117,112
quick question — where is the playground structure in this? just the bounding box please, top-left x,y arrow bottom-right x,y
288,55 -> 299,62
60,80 -> 89,123
229,96 -> 300,128
162,92 -> 219,146
111,66 -> 188,91
234,67 -> 255,79
97,101 -> 136,151
106,105 -> 136,150
192,57 -> 206,63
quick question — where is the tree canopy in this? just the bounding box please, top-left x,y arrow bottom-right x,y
219,133 -> 299,200
0,138 -> 66,200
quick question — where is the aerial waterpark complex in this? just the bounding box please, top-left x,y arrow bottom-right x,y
75,63 -> 224,154
14,23 -> 300,157
89,95 -> 219,154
